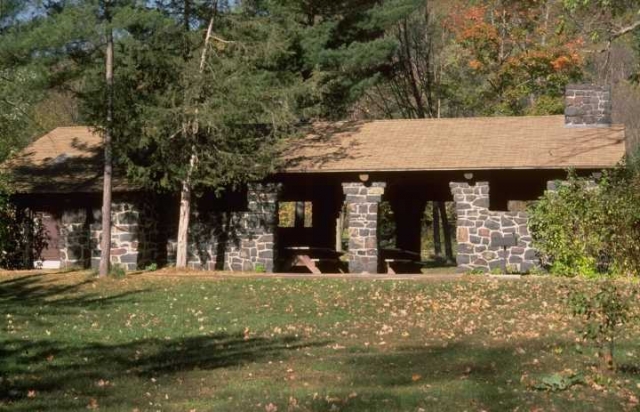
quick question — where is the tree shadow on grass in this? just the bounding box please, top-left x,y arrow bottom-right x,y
0,273 -> 149,327
1,332 -> 329,411
320,341 -> 593,412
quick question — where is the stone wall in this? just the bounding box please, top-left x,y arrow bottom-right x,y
91,203 -> 141,271
450,182 -> 539,273
163,185 -> 281,272
57,186 -> 282,273
59,202 -> 143,271
178,211 -> 235,271
342,182 -> 385,273
565,84 -> 611,127
59,208 -> 92,269
225,183 -> 280,272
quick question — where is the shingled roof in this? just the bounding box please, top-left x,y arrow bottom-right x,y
3,116 -> 626,193
2,126 -> 131,193
282,115 -> 626,173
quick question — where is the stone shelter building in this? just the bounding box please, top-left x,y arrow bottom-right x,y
2,85 -> 627,273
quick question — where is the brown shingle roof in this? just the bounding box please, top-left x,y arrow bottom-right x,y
2,126 -> 131,193
282,115 -> 626,172
3,116 -> 627,193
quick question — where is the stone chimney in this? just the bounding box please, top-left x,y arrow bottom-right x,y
564,84 -> 611,127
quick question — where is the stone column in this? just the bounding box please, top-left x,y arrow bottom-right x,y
342,182 -> 385,273
91,202 -> 141,271
60,208 -> 90,269
225,183 -> 280,272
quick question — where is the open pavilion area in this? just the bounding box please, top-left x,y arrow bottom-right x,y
2,86 -> 626,275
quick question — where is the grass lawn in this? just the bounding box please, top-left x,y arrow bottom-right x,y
1,271 -> 639,411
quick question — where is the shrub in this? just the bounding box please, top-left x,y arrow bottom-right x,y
597,152 -> 640,276
490,267 -> 503,275
109,264 -> 127,279
0,174 -> 48,269
145,263 -> 158,272
528,171 -> 604,277
528,154 -> 640,277
468,267 -> 486,275
568,282 -> 637,370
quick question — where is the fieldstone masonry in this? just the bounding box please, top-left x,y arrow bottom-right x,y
60,208 -> 92,268
224,183 -> 280,272
450,182 -> 539,273
92,203 -> 141,270
58,202 -> 142,270
565,84 -> 611,127
342,182 -> 385,273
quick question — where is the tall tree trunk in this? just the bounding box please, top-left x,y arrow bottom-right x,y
439,201 -> 453,262
432,202 -> 441,257
184,0 -> 190,32
99,0 -> 114,277
175,5 -> 216,268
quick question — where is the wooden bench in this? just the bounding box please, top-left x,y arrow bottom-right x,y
380,248 -> 422,274
281,246 -> 344,274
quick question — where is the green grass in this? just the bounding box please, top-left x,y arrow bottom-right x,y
1,271 -> 639,411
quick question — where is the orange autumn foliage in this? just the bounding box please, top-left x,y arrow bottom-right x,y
441,0 -> 585,115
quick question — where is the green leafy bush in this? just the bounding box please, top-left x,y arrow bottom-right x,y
145,263 -> 158,272
597,152 -> 640,276
569,282 -> 637,370
528,171 -> 604,277
109,264 -> 127,279
467,267 -> 486,275
528,153 -> 640,277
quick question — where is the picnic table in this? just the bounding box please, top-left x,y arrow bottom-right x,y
380,248 -> 422,274
281,246 -> 344,274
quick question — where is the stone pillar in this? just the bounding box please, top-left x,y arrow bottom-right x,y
342,182 -> 385,273
450,182 -> 538,273
91,202 -> 141,271
60,208 -> 91,269
225,183 -> 280,272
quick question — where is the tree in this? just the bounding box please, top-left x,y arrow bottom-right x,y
99,0 -> 115,277
0,1 -> 171,274
176,1 -> 215,269
563,0 -> 640,52
0,67 -> 43,161
443,0 -> 585,116
267,0 -> 423,119
97,0 -> 302,269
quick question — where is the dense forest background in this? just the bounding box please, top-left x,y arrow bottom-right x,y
1,0 -> 639,266
1,0 -> 639,164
